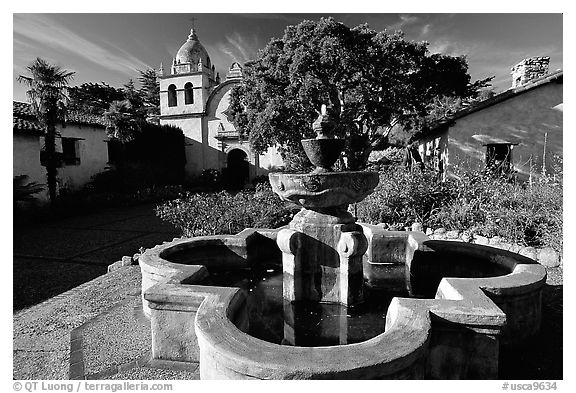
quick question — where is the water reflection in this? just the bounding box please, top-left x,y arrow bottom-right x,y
246,270 -> 391,347
202,265 -> 392,347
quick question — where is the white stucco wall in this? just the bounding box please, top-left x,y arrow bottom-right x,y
160,117 -> 205,178
57,124 -> 110,192
13,133 -> 49,201
420,82 -> 562,180
206,83 -> 233,170
13,123 -> 109,201
159,73 -> 209,116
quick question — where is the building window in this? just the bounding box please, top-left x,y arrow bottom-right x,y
62,138 -> 80,166
184,82 -> 194,104
485,143 -> 513,174
168,84 -> 177,107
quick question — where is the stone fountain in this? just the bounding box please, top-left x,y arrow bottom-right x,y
138,105 -> 547,379
269,104 -> 378,307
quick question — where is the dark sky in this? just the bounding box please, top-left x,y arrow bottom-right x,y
13,13 -> 563,101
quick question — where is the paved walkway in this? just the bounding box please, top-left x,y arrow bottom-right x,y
13,203 -> 181,311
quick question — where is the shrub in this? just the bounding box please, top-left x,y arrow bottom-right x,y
156,183 -> 299,237
157,163 -> 562,252
356,165 -> 562,252
103,123 -> 186,191
355,167 -> 457,228
14,175 -> 44,203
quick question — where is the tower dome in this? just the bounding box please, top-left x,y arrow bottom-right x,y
175,28 -> 211,69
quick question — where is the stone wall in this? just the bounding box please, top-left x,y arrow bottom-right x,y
421,226 -> 561,268
511,56 -> 550,88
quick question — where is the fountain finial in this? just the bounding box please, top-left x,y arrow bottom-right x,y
312,104 -> 337,139
302,103 -> 344,173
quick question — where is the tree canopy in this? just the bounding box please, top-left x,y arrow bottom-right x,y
68,81 -> 125,115
68,68 -> 160,142
229,17 -> 492,170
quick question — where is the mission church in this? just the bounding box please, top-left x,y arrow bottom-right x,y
158,26 -> 283,186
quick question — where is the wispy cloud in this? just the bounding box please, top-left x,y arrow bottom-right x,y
236,14 -> 306,25
427,38 -> 478,56
388,14 -> 420,31
217,32 -> 261,64
420,24 -> 431,37
13,14 -> 149,75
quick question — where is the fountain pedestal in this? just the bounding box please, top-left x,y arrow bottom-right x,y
270,171 -> 378,307
277,208 -> 367,306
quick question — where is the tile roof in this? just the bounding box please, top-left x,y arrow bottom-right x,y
13,101 -> 107,135
13,102 -> 44,135
13,117 -> 45,134
13,101 -> 35,117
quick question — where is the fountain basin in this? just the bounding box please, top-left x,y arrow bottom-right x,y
301,138 -> 345,172
139,224 -> 546,379
269,171 -> 379,208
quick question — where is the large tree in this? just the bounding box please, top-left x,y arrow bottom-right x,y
138,68 -> 160,118
68,81 -> 125,115
18,58 -> 75,205
229,17 -> 491,170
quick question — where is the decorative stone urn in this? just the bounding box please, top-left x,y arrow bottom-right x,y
269,105 -> 379,306
300,105 -> 345,174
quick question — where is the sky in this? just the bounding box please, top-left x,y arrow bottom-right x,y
12,13 -> 563,102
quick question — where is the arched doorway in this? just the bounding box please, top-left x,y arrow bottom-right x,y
225,149 -> 249,189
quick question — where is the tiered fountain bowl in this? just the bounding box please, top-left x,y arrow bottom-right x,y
269,169 -> 379,211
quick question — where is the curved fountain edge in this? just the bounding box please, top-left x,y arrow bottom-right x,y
195,294 -> 431,379
140,226 -> 547,379
139,228 -> 276,316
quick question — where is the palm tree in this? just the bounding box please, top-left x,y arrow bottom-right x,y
103,99 -> 141,142
18,58 -> 75,205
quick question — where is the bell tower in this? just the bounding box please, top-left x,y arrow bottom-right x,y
158,27 -> 217,117
158,26 -> 219,179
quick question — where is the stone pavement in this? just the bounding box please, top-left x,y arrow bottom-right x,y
13,265 -> 200,380
13,203 -> 181,311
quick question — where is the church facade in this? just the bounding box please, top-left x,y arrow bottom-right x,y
158,27 -> 283,186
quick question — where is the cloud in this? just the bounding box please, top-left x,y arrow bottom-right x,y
421,24 -> 431,37
217,32 -> 261,64
388,14 -> 420,31
235,14 -> 306,25
427,38 -> 475,56
13,14 -> 149,75
216,43 -> 239,63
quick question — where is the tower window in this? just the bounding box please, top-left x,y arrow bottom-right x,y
168,84 -> 177,107
184,82 -> 194,105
